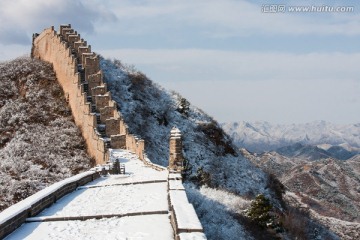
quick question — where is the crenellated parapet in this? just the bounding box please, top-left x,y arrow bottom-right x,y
31,24 -> 145,164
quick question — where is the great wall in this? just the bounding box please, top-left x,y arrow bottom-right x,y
31,24 -> 141,164
0,25 -> 206,240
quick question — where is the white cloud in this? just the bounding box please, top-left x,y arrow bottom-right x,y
90,0 -> 360,37
162,78 -> 360,124
0,0 -> 117,45
99,48 -> 360,82
1,0 -> 358,46
99,48 -> 360,123
0,44 -> 29,61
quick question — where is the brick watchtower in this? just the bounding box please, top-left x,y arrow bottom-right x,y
169,127 -> 184,172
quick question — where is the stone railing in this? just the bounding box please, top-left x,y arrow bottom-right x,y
144,156 -> 167,171
0,171 -> 100,239
168,173 -> 206,240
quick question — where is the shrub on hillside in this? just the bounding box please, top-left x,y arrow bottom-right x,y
246,194 -> 274,228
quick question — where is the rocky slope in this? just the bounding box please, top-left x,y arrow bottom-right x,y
0,57 -> 93,211
241,148 -> 360,239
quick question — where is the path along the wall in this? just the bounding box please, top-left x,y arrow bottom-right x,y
31,24 -> 144,164
1,150 -> 206,240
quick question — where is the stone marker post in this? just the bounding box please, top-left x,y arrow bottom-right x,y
169,127 -> 184,172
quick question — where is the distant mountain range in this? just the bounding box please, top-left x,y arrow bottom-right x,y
222,121 -> 360,155
241,148 -> 360,224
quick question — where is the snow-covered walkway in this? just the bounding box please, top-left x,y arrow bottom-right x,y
6,150 -> 174,240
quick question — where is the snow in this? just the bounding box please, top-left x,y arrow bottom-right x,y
0,171 -> 95,225
185,184 -> 253,240
5,150 -> 174,240
168,173 -> 182,180
36,182 -> 168,217
5,215 -> 173,240
191,185 -> 252,213
143,157 -> 167,171
169,180 -> 185,190
169,190 -> 190,206
179,232 -> 207,240
174,203 -> 203,231
317,143 -> 333,151
169,191 -> 203,231
86,150 -> 168,186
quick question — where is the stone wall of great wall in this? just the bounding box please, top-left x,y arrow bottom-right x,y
31,24 -> 144,165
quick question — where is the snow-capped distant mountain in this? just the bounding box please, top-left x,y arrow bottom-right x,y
222,121 -> 360,153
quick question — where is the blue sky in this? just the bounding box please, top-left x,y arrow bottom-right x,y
0,0 -> 359,124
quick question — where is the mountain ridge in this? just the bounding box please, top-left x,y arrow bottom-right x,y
222,120 -> 360,153
275,142 -> 359,161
